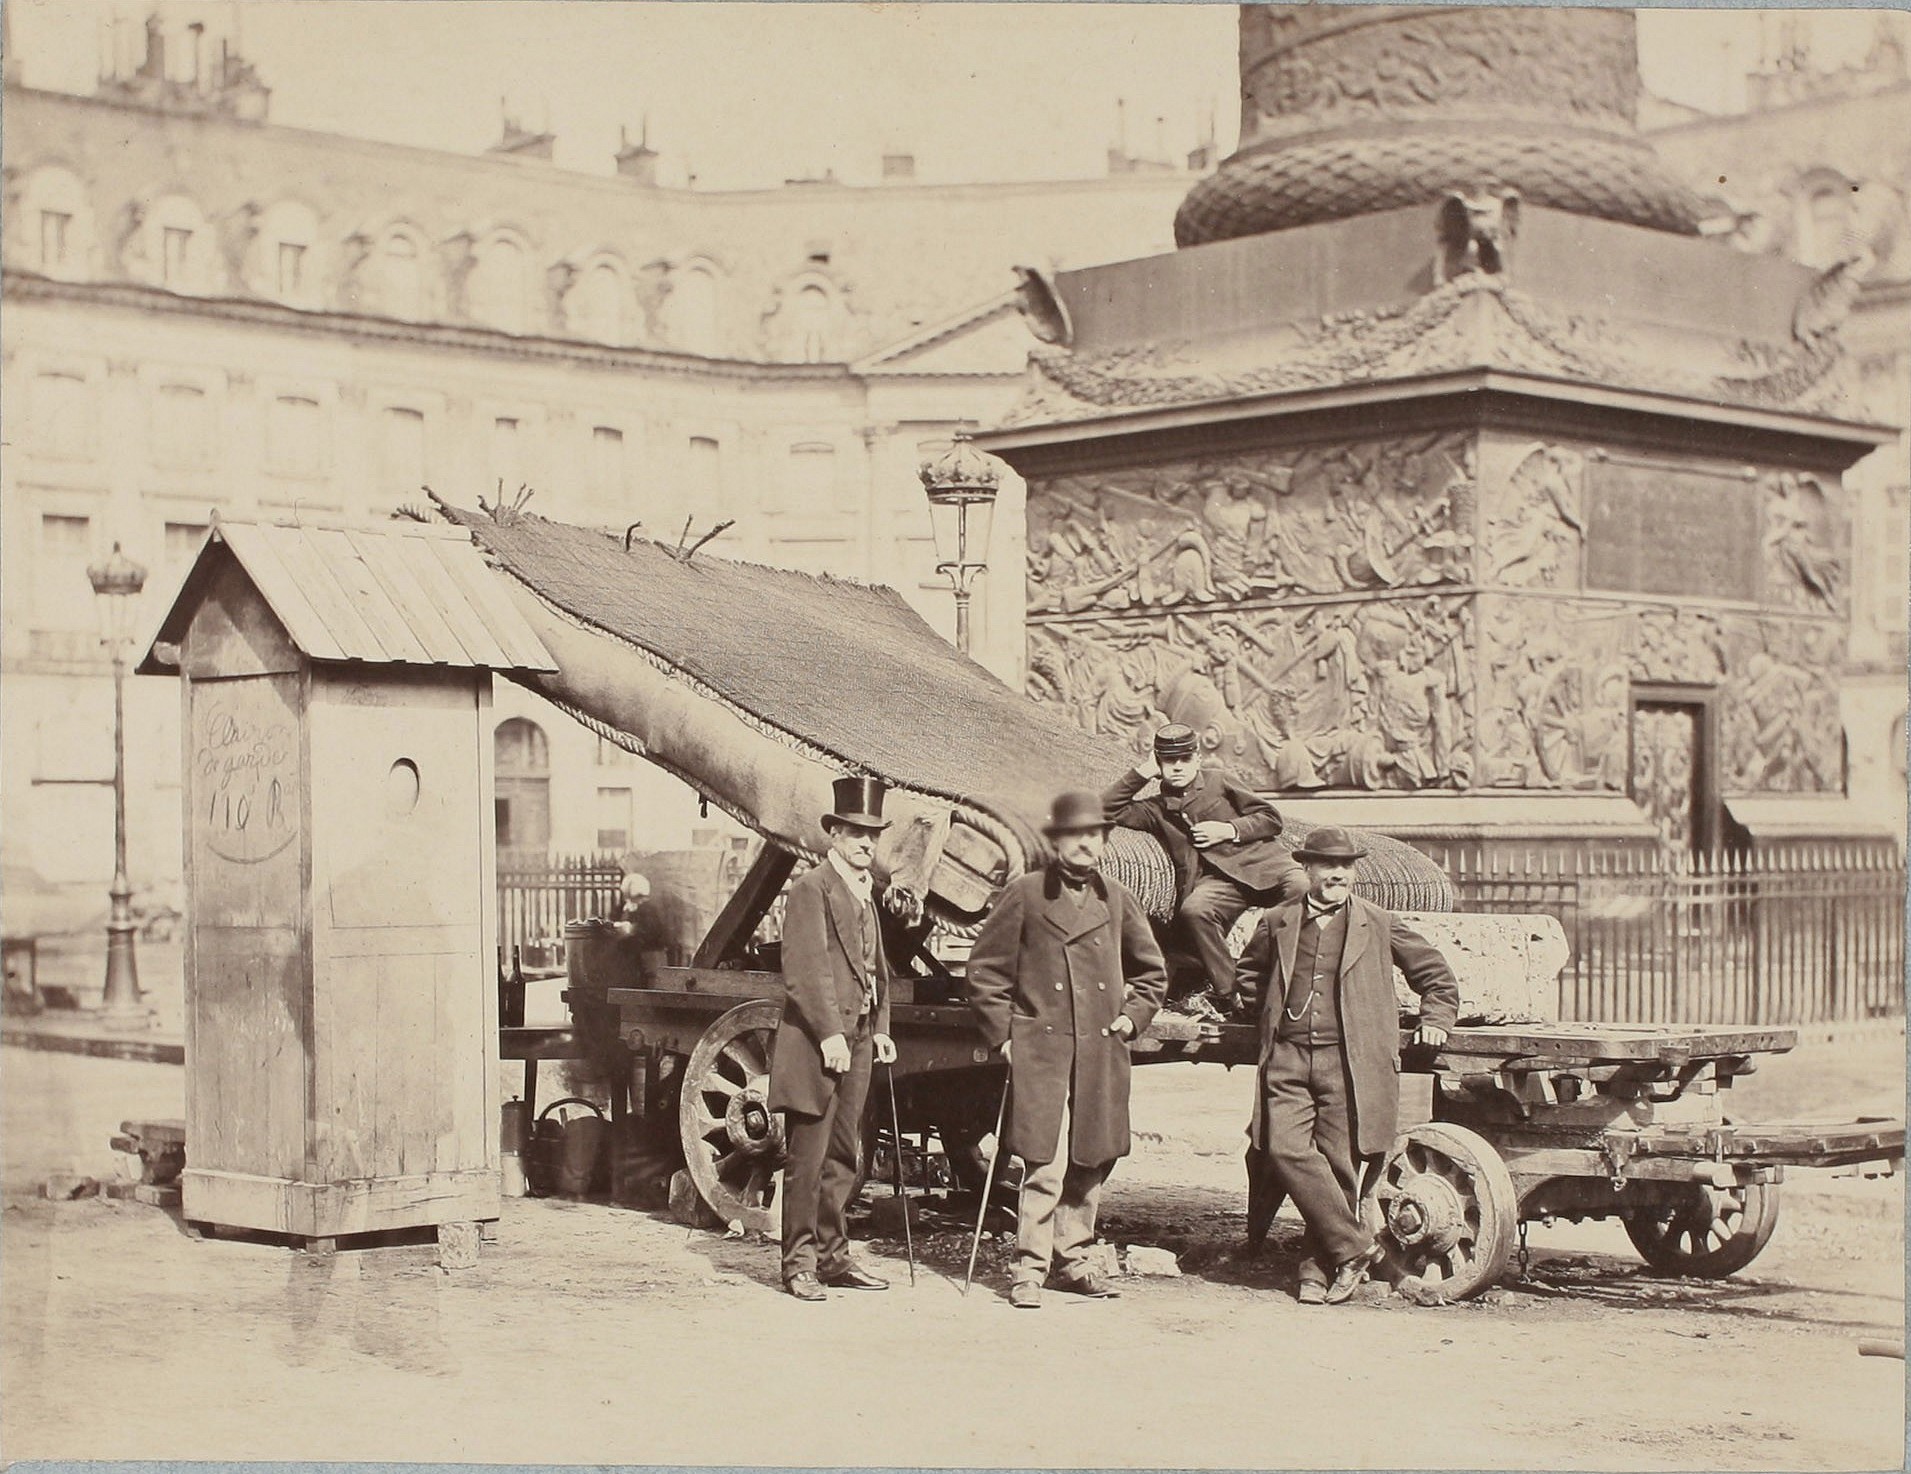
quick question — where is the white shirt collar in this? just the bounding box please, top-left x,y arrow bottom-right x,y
827,850 -> 874,903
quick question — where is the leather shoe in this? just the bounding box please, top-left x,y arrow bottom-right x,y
1296,1258 -> 1329,1305
819,1265 -> 889,1291
1008,1280 -> 1042,1309
784,1272 -> 827,1302
1053,1268 -> 1121,1299
1324,1243 -> 1386,1305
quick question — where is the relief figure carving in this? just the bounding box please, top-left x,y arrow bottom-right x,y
1761,472 -> 1845,612
1487,444 -> 1585,587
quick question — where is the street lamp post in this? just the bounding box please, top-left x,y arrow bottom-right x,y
918,434 -> 1002,656
87,541 -> 150,1025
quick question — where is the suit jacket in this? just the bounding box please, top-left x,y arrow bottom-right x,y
964,866 -> 1167,1168
1235,895 -> 1459,1157
1103,765 -> 1290,898
767,861 -> 892,1118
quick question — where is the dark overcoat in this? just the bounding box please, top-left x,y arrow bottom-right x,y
1102,766 -> 1291,898
964,866 -> 1168,1167
1236,895 -> 1460,1157
767,861 -> 892,1118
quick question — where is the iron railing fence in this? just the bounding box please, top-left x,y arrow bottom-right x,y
1450,842 -> 1905,1026
496,851 -> 624,969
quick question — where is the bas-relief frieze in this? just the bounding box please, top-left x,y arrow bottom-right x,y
1025,435 -> 1474,617
1027,594 -> 1475,794
1242,6 -> 1636,134
1476,597 -> 1843,795
1761,470 -> 1846,615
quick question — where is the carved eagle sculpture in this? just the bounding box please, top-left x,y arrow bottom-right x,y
1435,191 -> 1521,284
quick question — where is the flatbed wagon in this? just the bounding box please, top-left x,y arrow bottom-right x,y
567,853 -> 1904,1303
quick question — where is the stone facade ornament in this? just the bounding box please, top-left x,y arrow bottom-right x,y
1435,191 -> 1520,283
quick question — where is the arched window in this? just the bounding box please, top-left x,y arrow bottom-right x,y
574,258 -> 627,344
494,717 -> 551,852
467,232 -> 530,334
668,263 -> 720,355
795,283 -> 832,362
375,229 -> 426,319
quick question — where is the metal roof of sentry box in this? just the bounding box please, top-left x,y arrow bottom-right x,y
137,518 -> 558,674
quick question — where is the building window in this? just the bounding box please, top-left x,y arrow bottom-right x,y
380,232 -> 424,319
468,236 -> 528,334
267,394 -> 323,476
30,372 -> 91,458
379,406 -> 427,493
492,416 -> 523,491
277,242 -> 306,298
494,717 -> 551,853
596,735 -> 636,768
687,436 -> 721,506
164,520 -> 209,567
152,383 -> 213,469
669,265 -> 720,355
162,227 -> 194,288
795,283 -> 832,362
589,426 -> 626,504
39,211 -> 71,271
595,786 -> 633,852
577,262 -> 624,344
785,441 -> 838,509
37,513 -> 95,633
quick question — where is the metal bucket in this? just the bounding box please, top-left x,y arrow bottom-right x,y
528,1097 -> 609,1197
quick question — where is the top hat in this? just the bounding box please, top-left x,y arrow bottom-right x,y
1043,790 -> 1111,838
1153,723 -> 1199,760
824,775 -> 891,832
1291,825 -> 1367,864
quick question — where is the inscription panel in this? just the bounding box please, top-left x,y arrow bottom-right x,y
1584,460 -> 1759,602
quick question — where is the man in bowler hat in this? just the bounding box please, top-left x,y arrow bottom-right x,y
1103,723 -> 1308,1021
768,775 -> 898,1301
1235,825 -> 1459,1304
965,791 -> 1169,1308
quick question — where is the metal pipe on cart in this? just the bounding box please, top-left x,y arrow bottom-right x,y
963,1072 -> 1012,1297
885,1061 -> 915,1286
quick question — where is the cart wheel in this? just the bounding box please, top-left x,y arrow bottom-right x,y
1623,1182 -> 1780,1278
1373,1122 -> 1518,1301
679,1001 -> 786,1236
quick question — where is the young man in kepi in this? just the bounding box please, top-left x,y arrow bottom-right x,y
1235,825 -> 1460,1305
767,775 -> 898,1301
1103,723 -> 1308,1022
965,791 -> 1169,1308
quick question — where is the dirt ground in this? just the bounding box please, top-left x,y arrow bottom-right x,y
3,1031 -> 1905,1469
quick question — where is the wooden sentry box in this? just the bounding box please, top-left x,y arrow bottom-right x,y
139,519 -> 556,1242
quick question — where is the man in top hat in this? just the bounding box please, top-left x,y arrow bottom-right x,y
1235,825 -> 1459,1305
1103,723 -> 1308,1022
767,775 -> 898,1301
965,791 -> 1169,1308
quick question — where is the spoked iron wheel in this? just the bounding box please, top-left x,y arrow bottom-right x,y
1374,1122 -> 1518,1301
1623,1182 -> 1780,1278
679,1001 -> 786,1235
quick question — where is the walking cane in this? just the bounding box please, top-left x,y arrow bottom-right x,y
962,1070 -> 1012,1297
884,1061 -> 915,1286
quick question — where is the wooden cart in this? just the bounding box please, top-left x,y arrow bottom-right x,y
567,850 -> 1904,1302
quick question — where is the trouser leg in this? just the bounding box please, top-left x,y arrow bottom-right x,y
1178,873 -> 1255,999
1015,1092 -> 1071,1284
1262,1037 -> 1372,1267
1051,1157 -> 1113,1281
781,1099 -> 834,1281
814,1032 -> 874,1277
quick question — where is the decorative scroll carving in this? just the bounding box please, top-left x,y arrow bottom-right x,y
1240,6 -> 1637,136
1485,444 -> 1584,588
1028,595 -> 1474,793
1761,471 -> 1846,613
1025,435 -> 1473,615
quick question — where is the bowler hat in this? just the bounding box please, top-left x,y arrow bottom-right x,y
823,775 -> 891,832
1043,790 -> 1111,837
1153,723 -> 1198,760
1291,825 -> 1367,864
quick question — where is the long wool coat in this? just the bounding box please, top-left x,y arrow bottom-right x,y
1102,766 -> 1292,899
768,861 -> 892,1119
964,866 -> 1168,1167
1236,894 -> 1460,1157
